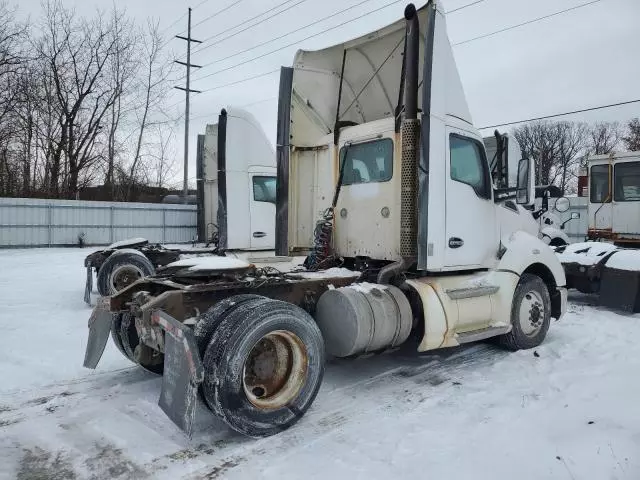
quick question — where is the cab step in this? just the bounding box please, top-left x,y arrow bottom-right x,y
456,325 -> 511,344
446,285 -> 499,300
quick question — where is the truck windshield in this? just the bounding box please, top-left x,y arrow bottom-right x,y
614,161 -> 640,202
590,165 -> 611,203
339,139 -> 393,185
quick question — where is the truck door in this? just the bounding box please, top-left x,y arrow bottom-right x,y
444,129 -> 498,269
612,161 -> 640,237
588,163 -> 612,232
250,173 -> 277,249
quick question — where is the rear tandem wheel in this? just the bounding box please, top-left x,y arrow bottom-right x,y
200,296 -> 325,437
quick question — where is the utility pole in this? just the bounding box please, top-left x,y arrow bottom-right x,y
175,7 -> 202,203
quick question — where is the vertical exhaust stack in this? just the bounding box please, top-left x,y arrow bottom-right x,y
379,3 -> 420,284
400,3 -> 420,259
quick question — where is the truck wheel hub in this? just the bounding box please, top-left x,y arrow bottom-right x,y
519,291 -> 545,336
243,330 -> 308,410
110,265 -> 144,293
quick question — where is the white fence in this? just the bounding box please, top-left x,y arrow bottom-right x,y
0,197 -> 197,248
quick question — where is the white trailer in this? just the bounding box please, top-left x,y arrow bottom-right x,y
83,2 -> 567,439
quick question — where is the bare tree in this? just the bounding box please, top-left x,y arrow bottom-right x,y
549,122 -> 588,194
513,121 -> 562,185
622,118 -> 640,152
126,20 -> 174,199
513,120 -> 588,193
588,121 -> 621,155
35,1 -> 133,198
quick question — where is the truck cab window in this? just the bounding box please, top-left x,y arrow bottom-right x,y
450,134 -> 490,199
614,162 -> 640,202
253,176 -> 277,204
590,165 -> 611,203
339,138 -> 393,185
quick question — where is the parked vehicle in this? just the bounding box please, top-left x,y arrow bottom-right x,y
556,151 -> 640,312
83,2 -> 567,439
83,108 -> 278,303
483,132 -> 579,247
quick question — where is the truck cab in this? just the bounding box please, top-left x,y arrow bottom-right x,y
587,151 -> 640,245
277,1 -> 566,350
198,107 -> 277,250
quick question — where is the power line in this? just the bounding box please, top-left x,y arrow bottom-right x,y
453,0 -> 604,46
196,0 -> 306,53
160,12 -> 188,36
195,0 -> 484,74
446,0 -> 487,14
480,99 -> 640,129
191,0 -> 244,30
198,0 -> 382,67
194,0 -> 310,56
160,0 -> 214,40
202,69 -> 280,92
164,69 -> 280,112
193,0 -> 406,82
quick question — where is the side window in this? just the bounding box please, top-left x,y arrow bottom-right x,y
590,165 -> 611,203
614,162 -> 640,202
339,138 -> 393,185
450,134 -> 490,199
253,176 -> 276,204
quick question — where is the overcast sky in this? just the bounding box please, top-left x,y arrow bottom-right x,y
17,0 -> 640,187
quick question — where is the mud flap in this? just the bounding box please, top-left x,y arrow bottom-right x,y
152,310 -> 204,437
83,297 -> 115,369
599,267 -> 640,313
84,266 -> 93,305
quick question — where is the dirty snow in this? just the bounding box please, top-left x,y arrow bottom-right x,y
605,249 -> 640,271
287,267 -> 361,280
166,256 -> 251,271
1,247 -> 640,479
556,241 -> 619,266
106,237 -> 148,249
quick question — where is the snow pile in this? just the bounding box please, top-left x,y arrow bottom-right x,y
106,237 -> 148,249
2,247 -> 640,479
287,267 -> 361,280
166,256 -> 251,271
556,241 -> 618,266
605,249 -> 640,271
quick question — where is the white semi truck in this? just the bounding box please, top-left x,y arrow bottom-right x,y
83,2 -> 567,438
83,108 -> 278,301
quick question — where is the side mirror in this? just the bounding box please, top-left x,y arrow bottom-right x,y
516,158 -> 534,205
554,196 -> 570,213
560,211 -> 580,229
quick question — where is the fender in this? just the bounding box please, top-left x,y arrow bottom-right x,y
540,226 -> 570,246
498,230 -> 567,288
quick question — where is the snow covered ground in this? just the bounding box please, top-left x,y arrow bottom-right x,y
1,247 -> 640,479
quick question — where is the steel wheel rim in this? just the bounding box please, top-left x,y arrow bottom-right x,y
109,265 -> 144,294
242,330 -> 309,410
519,290 -> 545,336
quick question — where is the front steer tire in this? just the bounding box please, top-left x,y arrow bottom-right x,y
498,273 -> 551,351
201,298 -> 325,437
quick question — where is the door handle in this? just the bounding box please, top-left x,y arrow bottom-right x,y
253,232 -> 267,238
